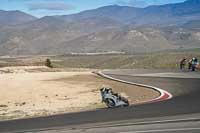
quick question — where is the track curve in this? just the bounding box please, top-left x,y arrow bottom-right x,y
0,69 -> 200,133
98,71 -> 173,104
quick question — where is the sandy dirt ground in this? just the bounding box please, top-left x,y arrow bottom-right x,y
0,67 -> 159,121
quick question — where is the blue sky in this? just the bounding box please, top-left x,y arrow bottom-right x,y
1,0 -> 186,18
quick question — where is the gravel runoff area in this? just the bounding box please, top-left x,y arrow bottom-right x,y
0,66 -> 160,121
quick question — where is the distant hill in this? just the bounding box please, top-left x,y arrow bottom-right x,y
0,10 -> 36,26
0,0 -> 200,55
182,20 -> 200,29
58,0 -> 200,26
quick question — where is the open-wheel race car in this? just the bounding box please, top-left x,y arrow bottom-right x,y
100,87 -> 129,108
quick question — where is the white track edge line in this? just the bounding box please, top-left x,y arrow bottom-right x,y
98,71 -> 173,103
119,127 -> 200,133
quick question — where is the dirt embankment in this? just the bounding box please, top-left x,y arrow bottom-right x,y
0,67 -> 159,121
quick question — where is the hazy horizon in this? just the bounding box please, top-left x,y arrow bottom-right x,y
1,0 -> 186,18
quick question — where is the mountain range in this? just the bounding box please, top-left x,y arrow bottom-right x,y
0,0 -> 200,55
0,10 -> 36,26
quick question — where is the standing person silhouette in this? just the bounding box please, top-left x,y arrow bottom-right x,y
188,58 -> 192,70
180,58 -> 186,70
191,57 -> 199,71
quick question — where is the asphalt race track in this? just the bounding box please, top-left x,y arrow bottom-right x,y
0,69 -> 200,133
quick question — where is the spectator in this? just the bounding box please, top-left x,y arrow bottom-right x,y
188,58 -> 192,70
191,57 -> 199,71
180,58 -> 186,70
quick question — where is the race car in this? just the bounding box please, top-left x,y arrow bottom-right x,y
100,87 -> 129,108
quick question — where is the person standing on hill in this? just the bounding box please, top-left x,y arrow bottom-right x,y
191,57 -> 199,71
188,58 -> 192,70
180,58 -> 186,70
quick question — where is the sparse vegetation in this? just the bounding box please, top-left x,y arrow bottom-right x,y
50,50 -> 200,69
45,58 -> 53,68
0,50 -> 199,70
0,105 -> 8,108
